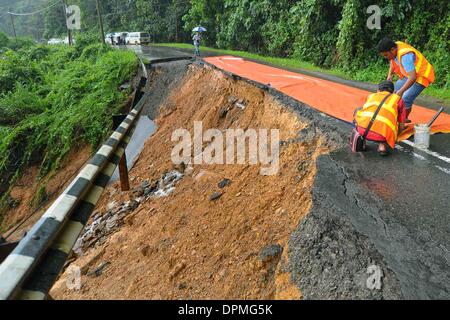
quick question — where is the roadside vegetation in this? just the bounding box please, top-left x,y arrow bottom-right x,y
1,1 -> 447,102
155,42 -> 450,103
0,0 -> 448,223
181,1 -> 449,87
0,32 -> 138,223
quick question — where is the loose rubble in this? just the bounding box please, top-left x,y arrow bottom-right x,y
73,170 -> 183,256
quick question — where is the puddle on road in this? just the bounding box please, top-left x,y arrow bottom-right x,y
110,115 -> 157,183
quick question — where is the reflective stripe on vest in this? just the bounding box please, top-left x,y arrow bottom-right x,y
355,92 -> 401,148
358,111 -> 397,135
395,41 -> 435,87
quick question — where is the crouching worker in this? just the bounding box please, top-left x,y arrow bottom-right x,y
352,81 -> 408,156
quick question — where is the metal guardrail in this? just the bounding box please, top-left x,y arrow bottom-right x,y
0,60 -> 149,300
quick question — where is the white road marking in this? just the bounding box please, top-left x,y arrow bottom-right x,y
396,143 -> 450,176
436,166 -> 450,175
401,140 -> 450,164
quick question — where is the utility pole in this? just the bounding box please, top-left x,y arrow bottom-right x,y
62,0 -> 73,46
8,12 -> 17,45
95,0 -> 105,44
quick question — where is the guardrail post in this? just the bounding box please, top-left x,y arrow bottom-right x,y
118,153 -> 130,191
113,115 -> 130,191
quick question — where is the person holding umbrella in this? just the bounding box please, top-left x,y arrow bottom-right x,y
192,26 -> 206,57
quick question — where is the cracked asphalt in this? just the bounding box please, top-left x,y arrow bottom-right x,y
289,148 -> 450,299
129,44 -> 450,299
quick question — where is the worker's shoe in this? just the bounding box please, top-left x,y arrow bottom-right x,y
377,143 -> 390,156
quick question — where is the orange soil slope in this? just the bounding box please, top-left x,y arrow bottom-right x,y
204,56 -> 450,141
50,64 -> 334,300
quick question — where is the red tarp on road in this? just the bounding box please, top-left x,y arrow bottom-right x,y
204,56 -> 450,141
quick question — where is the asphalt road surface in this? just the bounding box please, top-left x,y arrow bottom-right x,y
129,44 -> 450,299
133,44 -> 449,113
130,44 -> 450,169
125,44 -> 190,61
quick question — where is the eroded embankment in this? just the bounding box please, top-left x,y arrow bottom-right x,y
0,46 -> 139,236
0,145 -> 93,239
50,61 -> 340,299
0,67 -> 145,239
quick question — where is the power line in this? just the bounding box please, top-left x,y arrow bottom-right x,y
7,0 -> 62,16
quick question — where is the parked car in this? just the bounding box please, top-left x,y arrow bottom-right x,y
126,32 -> 151,45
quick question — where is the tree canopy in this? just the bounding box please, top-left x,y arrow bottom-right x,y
182,0 -> 449,88
0,0 -> 448,88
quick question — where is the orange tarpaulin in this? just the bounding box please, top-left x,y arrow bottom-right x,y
204,56 -> 450,141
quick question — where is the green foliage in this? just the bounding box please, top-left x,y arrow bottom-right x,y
7,37 -> 36,51
32,185 -> 48,208
422,15 -> 450,89
0,84 -> 46,125
74,31 -> 102,51
0,32 -> 9,49
79,43 -> 112,61
290,0 -> 343,66
336,0 -> 363,70
0,126 -> 9,137
42,1 -> 67,40
0,50 -> 43,94
24,45 -> 52,61
183,0 -> 449,89
182,0 -> 224,46
0,38 -> 138,218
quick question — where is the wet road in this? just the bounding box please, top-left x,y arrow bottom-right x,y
125,45 -> 191,61
129,44 -> 450,298
328,144 -> 450,298
128,44 -> 450,174
141,44 -> 449,113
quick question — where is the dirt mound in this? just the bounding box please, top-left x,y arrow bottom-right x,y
50,62 -> 335,299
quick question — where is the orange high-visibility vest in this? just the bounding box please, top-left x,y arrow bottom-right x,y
355,92 -> 402,148
391,41 -> 435,87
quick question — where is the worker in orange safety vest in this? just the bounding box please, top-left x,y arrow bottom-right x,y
377,37 -> 435,118
354,81 -> 408,155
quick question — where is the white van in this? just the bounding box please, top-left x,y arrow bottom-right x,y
126,32 -> 151,45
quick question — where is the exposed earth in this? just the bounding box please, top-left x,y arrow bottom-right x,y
3,45 -> 449,300
50,61 -> 334,299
